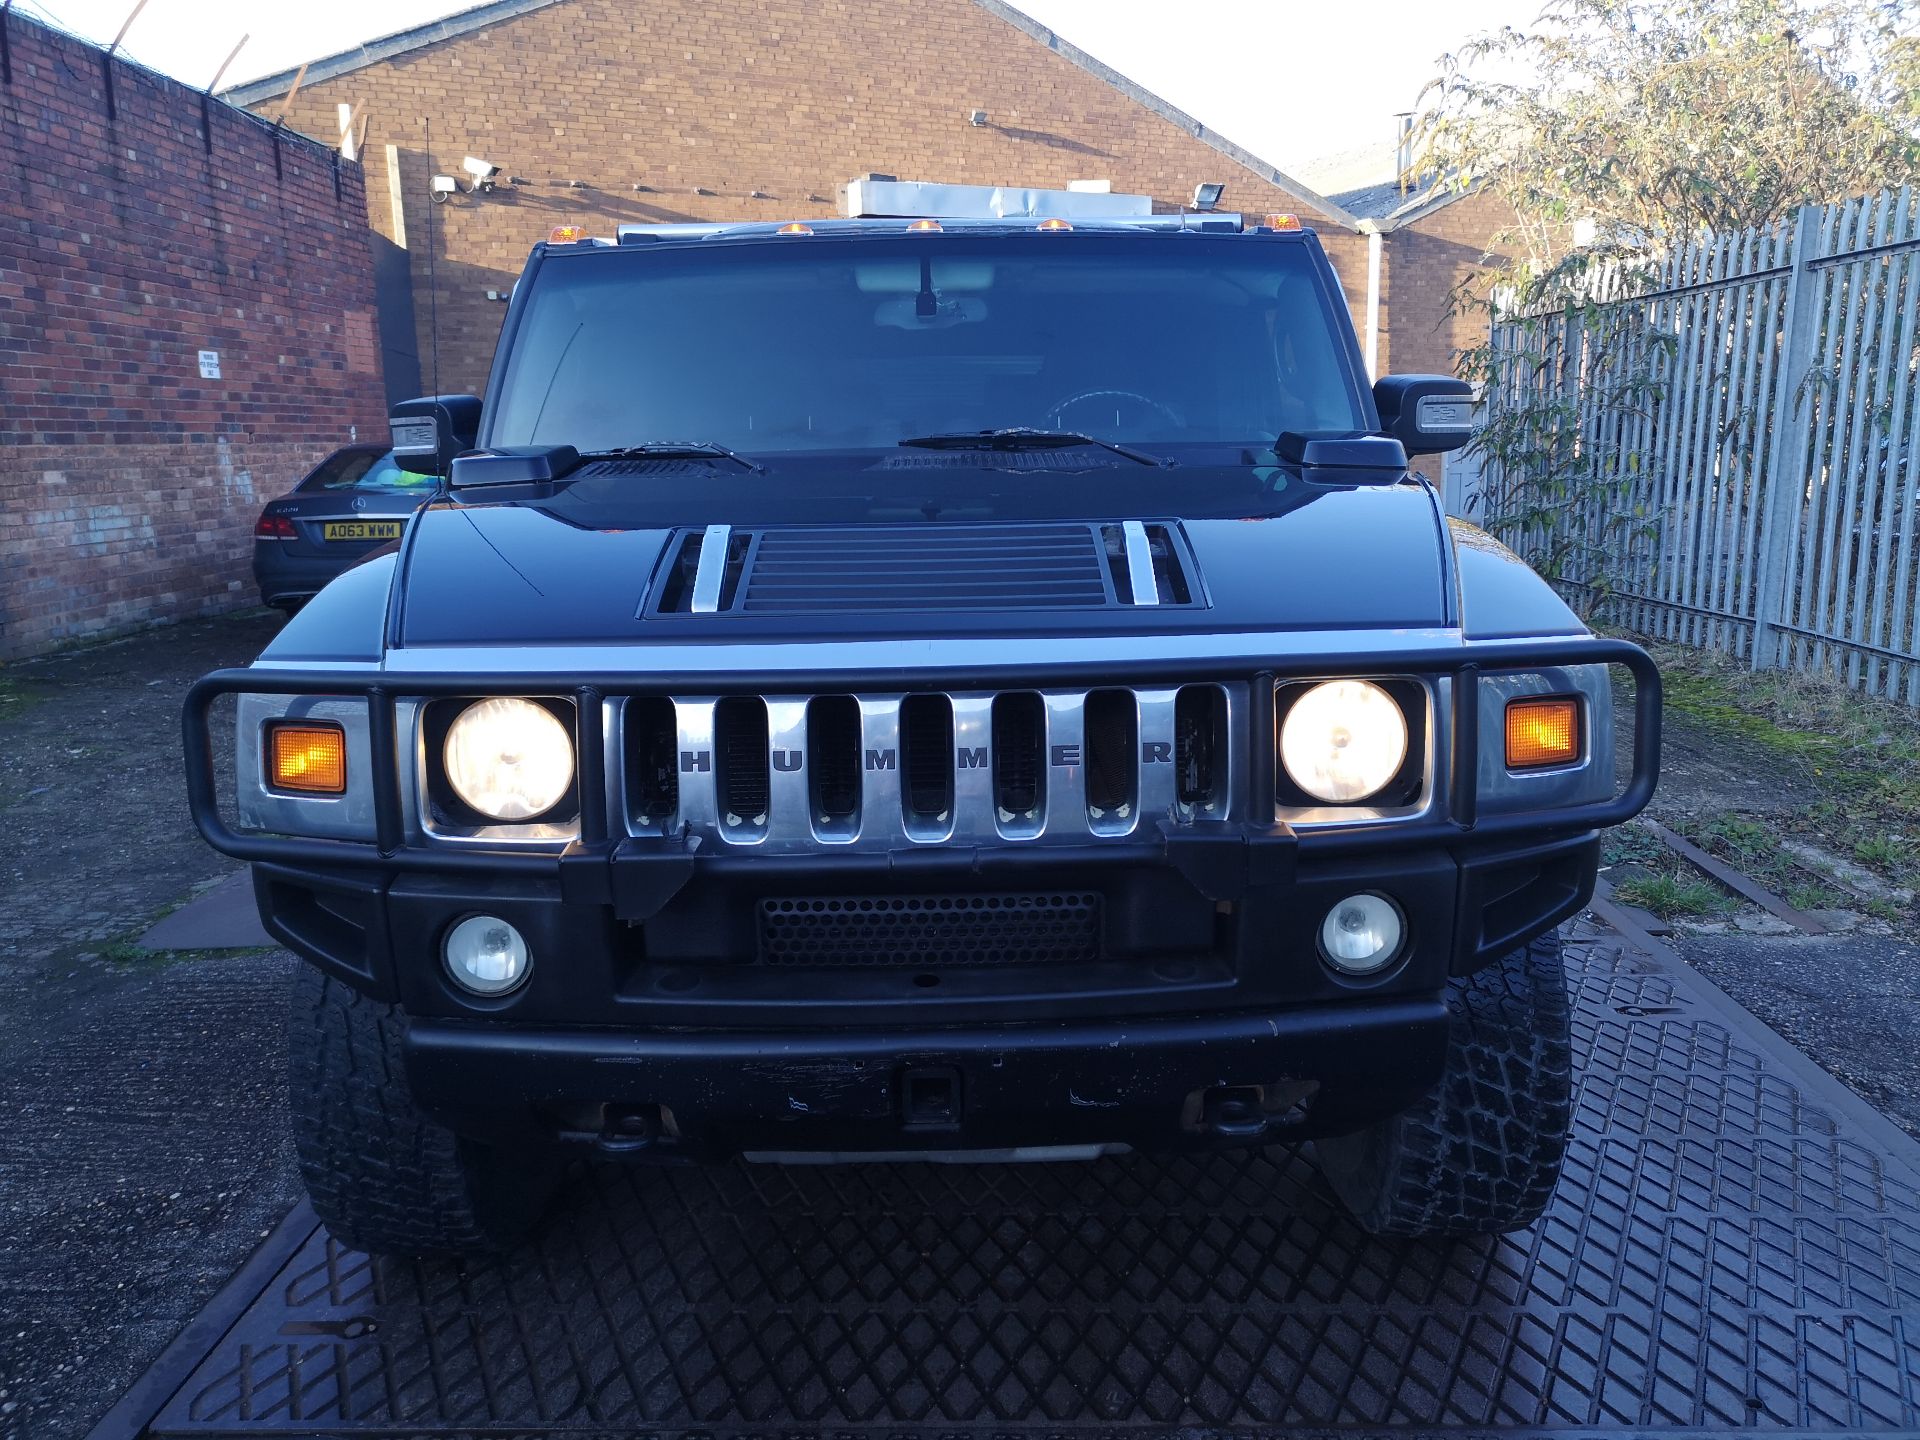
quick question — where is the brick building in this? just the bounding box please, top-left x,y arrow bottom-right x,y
227,0 -> 1507,403
0,13 -> 390,659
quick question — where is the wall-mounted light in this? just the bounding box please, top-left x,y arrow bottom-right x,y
968,108 -> 988,127
1191,181 -> 1226,211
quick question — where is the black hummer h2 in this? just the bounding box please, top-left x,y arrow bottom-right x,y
185,187 -> 1659,1257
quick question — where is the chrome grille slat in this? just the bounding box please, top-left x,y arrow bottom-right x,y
764,698 -> 812,842
1039,693 -> 1090,839
1134,687 -> 1182,828
672,699 -> 721,835
949,695 -> 998,842
625,684 -> 1246,851
856,695 -> 907,846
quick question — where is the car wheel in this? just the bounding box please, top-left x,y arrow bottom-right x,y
1313,929 -> 1572,1237
287,966 -> 557,1257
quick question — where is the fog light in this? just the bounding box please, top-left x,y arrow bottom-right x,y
1319,893 -> 1404,974
444,914 -> 530,996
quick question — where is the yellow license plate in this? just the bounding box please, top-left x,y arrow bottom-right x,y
322,521 -> 403,541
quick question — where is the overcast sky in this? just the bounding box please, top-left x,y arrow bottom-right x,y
23,0 -> 1542,177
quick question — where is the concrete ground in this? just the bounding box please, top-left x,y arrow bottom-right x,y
0,614 -> 297,1440
1617,689 -> 1920,1140
0,614 -> 1915,1437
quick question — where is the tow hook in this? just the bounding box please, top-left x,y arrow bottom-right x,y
1203,1086 -> 1268,1138
597,1104 -> 661,1154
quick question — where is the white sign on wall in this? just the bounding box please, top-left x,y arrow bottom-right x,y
197,349 -> 221,379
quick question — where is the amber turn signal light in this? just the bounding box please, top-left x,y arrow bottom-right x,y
267,722 -> 347,794
1505,697 -> 1581,770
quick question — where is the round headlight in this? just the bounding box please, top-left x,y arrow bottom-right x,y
444,914 -> 531,995
1279,680 -> 1409,804
443,698 -> 575,820
1320,893 -> 1405,974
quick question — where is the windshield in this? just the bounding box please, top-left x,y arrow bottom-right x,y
488,236 -> 1366,455
297,450 -> 438,495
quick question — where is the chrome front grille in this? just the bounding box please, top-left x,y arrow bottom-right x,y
616,685 -> 1242,852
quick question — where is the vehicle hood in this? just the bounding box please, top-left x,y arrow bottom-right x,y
389,472 -> 1455,649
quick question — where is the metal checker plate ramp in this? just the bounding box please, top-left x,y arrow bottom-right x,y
126,927 -> 1920,1437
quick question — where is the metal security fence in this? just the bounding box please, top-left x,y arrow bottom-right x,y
1472,187 -> 1920,703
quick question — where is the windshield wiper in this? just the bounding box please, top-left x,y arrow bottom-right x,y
897,428 -> 1170,468
578,441 -> 766,474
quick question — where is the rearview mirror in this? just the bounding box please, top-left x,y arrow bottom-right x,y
390,395 -> 483,476
1373,375 -> 1474,456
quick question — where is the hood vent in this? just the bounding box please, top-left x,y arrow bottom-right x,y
648,522 -> 1202,616
574,458 -> 718,479
655,525 -> 751,613
868,450 -> 1123,472
1101,522 -> 1192,606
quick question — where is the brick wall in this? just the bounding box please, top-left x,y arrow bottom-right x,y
1377,189 -> 1517,379
0,14 -> 389,659
255,0 -> 1369,395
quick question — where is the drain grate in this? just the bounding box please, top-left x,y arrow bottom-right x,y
758,892 -> 1101,966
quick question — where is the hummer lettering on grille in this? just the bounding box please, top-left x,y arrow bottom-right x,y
864,748 -> 896,771
1050,744 -> 1081,767
680,749 -> 711,773
957,746 -> 988,769
1143,741 -> 1172,764
771,749 -> 803,772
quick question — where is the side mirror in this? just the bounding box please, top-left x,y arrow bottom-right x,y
389,395 -> 483,476
1374,375 -> 1474,456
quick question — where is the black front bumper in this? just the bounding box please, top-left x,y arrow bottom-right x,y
252,828 -> 1598,1155
403,997 -> 1451,1156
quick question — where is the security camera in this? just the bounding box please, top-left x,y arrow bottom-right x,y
463,156 -> 502,191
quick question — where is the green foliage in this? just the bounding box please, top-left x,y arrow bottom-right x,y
1420,0 -> 1920,256
1614,871 -> 1735,917
1420,0 -> 1920,602
1852,833 -> 1912,870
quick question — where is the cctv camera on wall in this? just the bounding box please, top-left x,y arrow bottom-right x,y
463,156 -> 503,191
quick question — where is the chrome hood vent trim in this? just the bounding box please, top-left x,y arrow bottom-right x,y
645,521 -> 1203,617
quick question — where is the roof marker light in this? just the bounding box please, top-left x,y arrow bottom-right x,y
907,218 -> 943,231
1037,217 -> 1073,232
777,222 -> 813,236
548,225 -> 586,243
1264,214 -> 1302,231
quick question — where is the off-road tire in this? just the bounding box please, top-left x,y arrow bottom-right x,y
1314,929 -> 1573,1237
288,966 -> 556,1256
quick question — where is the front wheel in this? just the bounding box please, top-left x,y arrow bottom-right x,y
1314,929 -> 1573,1237
287,966 -> 557,1256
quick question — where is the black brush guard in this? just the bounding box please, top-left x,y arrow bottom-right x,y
182,637 -> 1662,885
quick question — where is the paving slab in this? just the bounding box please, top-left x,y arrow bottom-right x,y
93,924 -> 1920,1439
136,873 -> 273,952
